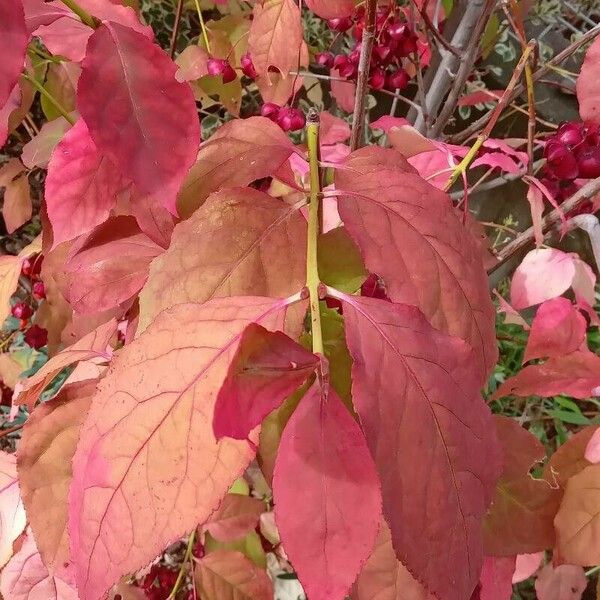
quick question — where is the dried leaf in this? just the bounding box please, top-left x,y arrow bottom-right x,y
2,174 -> 32,234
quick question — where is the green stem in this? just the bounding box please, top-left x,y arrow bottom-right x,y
306,109 -> 324,357
21,74 -> 76,126
58,0 -> 98,28
167,530 -> 196,600
193,0 -> 211,54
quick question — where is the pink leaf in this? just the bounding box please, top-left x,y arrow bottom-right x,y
477,556 -> 516,600
68,297 -> 291,600
213,323 -> 318,441
337,292 -> 501,600
0,0 -> 27,110
22,0 -> 71,33
336,147 -> 497,383
577,34 -> 600,124
511,249 -> 576,310
205,494 -> 265,542
33,17 -> 92,63
304,0 -> 355,19
524,298 -> 587,362
78,22 -> 199,215
273,384 -> 381,600
21,117 -> 71,169
493,351 -> 600,400
534,564 -> 587,600
0,531 -> 78,600
45,119 -> 125,247
512,553 -> 543,584
330,71 -> 355,113
0,85 -> 22,148
320,111 -> 351,146
248,0 -> 302,78
125,186 -> 176,250
584,428 -> 600,463
0,452 -> 26,569
64,216 -> 163,314
526,183 -> 544,247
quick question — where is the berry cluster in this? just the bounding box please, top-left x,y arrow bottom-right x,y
315,6 -> 417,92
138,564 -> 181,600
542,121 -> 600,204
207,52 -> 306,132
9,254 -> 47,350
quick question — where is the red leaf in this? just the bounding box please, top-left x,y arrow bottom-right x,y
64,216 -> 162,314
320,111 -> 351,146
523,298 -> 587,363
177,117 -> 296,217
22,0 -> 71,33
213,323 -> 318,441
483,416 -> 560,555
205,494 -> 265,542
477,556 -> 516,600
493,351 -> 600,400
305,0 -> 355,19
68,297 -> 292,600
45,120 -> 124,246
248,0 -> 303,78
0,0 -> 27,110
126,186 -> 176,250
336,146 -> 497,383
337,292 -> 501,600
273,384 -> 381,600
78,22 -> 199,214
0,531 -> 78,600
34,17 -> 92,63
577,35 -> 600,124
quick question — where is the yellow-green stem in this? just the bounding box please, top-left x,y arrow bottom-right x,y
193,0 -> 211,54
306,109 -> 324,357
167,530 -> 196,600
443,41 -> 536,192
59,0 -> 98,28
21,74 -> 76,125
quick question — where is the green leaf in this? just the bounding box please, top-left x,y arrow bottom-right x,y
204,531 -> 266,568
318,227 -> 367,293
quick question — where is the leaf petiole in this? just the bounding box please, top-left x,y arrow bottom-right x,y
58,0 -> 99,28
21,73 -> 76,126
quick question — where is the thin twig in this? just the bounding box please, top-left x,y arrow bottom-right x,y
350,0 -> 377,151
489,176 -> 600,273
169,0 -> 185,59
409,0 -> 461,56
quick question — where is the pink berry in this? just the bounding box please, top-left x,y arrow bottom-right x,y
369,68 -> 386,90
327,17 -> 353,32
545,141 -> 579,180
11,302 -> 32,320
388,21 -> 409,41
21,254 -> 42,277
334,55 -> 357,79
374,44 -> 392,64
386,68 -> 410,91
24,325 -> 47,349
278,107 -> 305,132
397,34 -> 418,57
315,51 -> 334,68
260,102 -> 281,122
240,52 -> 257,78
32,281 -> 45,299
207,58 -> 237,84
556,121 -> 585,147
576,146 -> 600,178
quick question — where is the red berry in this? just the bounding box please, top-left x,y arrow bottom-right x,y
21,254 -> 42,277
388,21 -> 409,41
260,102 -> 280,122
11,302 -> 32,320
327,17 -> 353,32
315,51 -> 334,69
277,107 -> 305,132
397,34 -> 418,57
207,58 -> 237,84
32,281 -> 45,299
157,567 -> 177,589
374,44 -> 392,64
369,68 -> 386,90
544,141 -> 579,180
240,52 -> 257,78
556,121 -> 585,148
576,146 -> 600,178
24,325 -> 47,349
386,68 -> 410,91
353,21 -> 364,40
334,55 -> 357,78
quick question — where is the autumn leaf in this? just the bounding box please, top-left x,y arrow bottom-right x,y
523,298 -> 587,363
248,0 -> 302,78
195,550 -> 273,600
576,34 -> 600,124
64,216 -> 163,314
335,147 -> 497,383
483,416 -> 561,555
0,531 -> 78,600
0,452 -> 26,569
554,463 -> 600,565
68,297 -> 294,600
493,352 -> 600,400
534,564 -> 587,600
77,22 -> 199,215
34,17 -> 92,63
477,556 -> 517,600
336,291 -> 501,600
177,117 -> 297,217
17,381 -> 96,581
0,0 -> 28,111
40,62 -> 79,122
21,117 -> 71,170
205,494 -> 266,542
139,188 -> 306,332
305,0 -> 355,20
273,384 -> 382,600
213,323 -> 318,441
0,161 -> 31,234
